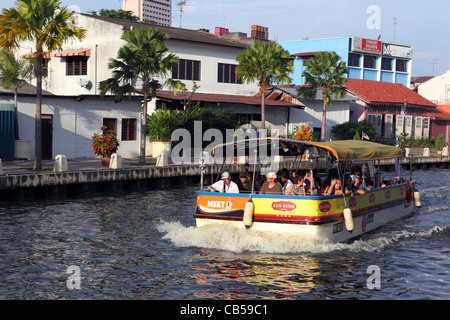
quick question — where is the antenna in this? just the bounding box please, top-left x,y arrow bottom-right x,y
429,59 -> 438,76
177,1 -> 186,28
392,17 -> 397,42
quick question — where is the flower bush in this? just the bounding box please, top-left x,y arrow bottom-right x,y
92,126 -> 120,158
294,125 -> 313,141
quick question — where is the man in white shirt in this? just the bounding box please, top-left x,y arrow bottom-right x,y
207,172 -> 240,193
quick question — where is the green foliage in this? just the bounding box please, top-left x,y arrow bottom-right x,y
146,108 -> 183,142
331,121 -> 376,140
435,133 -> 446,150
296,51 -> 348,141
236,41 -> 293,129
89,9 -> 139,21
353,130 -> 360,140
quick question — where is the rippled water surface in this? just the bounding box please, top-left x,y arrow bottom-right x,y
0,169 -> 449,300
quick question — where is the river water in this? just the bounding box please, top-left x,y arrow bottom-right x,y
0,169 -> 449,301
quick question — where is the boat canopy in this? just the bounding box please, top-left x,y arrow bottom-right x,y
211,138 -> 402,162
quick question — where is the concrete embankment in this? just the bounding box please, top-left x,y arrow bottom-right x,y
0,156 -> 449,202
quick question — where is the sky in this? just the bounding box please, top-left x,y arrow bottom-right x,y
1,0 -> 448,77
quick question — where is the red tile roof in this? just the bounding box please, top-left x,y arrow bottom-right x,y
154,90 -> 302,108
426,105 -> 450,119
344,79 -> 436,108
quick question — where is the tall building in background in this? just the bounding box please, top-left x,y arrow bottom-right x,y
122,0 -> 172,26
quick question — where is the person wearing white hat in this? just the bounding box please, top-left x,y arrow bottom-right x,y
259,172 -> 282,194
207,172 -> 240,193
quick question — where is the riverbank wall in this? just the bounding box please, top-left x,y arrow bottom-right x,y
1,156 -> 449,202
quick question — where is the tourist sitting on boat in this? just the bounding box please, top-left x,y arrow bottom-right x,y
280,171 -> 294,194
345,175 -> 365,195
304,171 -> 320,195
324,177 -> 343,195
259,172 -> 282,194
237,172 -> 252,193
207,172 -> 240,193
284,175 -> 306,196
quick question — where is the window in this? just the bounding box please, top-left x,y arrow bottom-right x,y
396,59 -> 407,72
381,57 -> 392,71
172,59 -> 200,81
348,53 -> 360,67
122,118 -> 137,141
363,55 -> 376,69
66,56 -> 88,76
218,63 -> 242,84
103,118 -> 117,136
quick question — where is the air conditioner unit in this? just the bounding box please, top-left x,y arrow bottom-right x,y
79,78 -> 92,89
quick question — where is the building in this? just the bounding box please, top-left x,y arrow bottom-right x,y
8,14 -> 300,160
279,36 -> 413,87
426,105 -> 450,147
344,79 -> 436,139
418,70 -> 450,105
276,85 -> 356,141
122,0 -> 172,26
215,25 -> 269,45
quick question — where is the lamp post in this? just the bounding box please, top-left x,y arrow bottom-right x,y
181,88 -> 188,116
401,100 -> 407,152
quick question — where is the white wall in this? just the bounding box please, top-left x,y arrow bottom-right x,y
0,95 -> 142,159
16,14 -> 259,98
418,70 -> 450,105
289,101 -> 350,141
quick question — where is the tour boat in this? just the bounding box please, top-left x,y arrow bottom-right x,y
194,138 -> 421,243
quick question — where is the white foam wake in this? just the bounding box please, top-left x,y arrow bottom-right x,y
157,221 -> 449,254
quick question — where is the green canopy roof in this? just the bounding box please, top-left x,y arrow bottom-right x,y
308,140 -> 403,161
211,138 -> 402,162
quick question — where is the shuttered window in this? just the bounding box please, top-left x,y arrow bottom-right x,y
172,59 -> 200,81
218,63 -> 242,84
66,56 -> 88,76
122,118 -> 137,141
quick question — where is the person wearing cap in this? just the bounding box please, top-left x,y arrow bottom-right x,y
259,172 -> 282,195
207,172 -> 240,193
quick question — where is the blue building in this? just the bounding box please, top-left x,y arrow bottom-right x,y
280,36 -> 413,87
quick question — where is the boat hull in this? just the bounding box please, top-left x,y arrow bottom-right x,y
194,183 -> 416,242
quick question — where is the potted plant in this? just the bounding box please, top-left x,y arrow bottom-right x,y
92,126 -> 120,167
146,107 -> 182,157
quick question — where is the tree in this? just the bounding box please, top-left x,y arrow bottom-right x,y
99,26 -> 185,165
236,41 -> 293,130
0,49 -> 35,140
89,9 -> 139,22
297,51 -> 348,141
0,0 -> 86,170
330,121 -> 376,140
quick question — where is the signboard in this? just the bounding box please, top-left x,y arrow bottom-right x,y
382,43 -> 413,59
351,37 -> 382,54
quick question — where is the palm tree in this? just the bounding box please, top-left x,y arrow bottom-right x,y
99,26 -> 184,165
0,49 -> 34,140
0,0 -> 86,170
236,41 -> 293,130
297,51 -> 348,141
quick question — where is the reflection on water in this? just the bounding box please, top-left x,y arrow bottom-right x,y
0,169 -> 449,299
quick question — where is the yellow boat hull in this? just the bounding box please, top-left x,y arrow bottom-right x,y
195,183 -> 416,242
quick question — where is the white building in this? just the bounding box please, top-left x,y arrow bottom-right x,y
8,14 -> 300,160
122,0 -> 172,26
418,70 -> 450,105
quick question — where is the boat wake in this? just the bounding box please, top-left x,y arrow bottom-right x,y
157,220 -> 450,254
